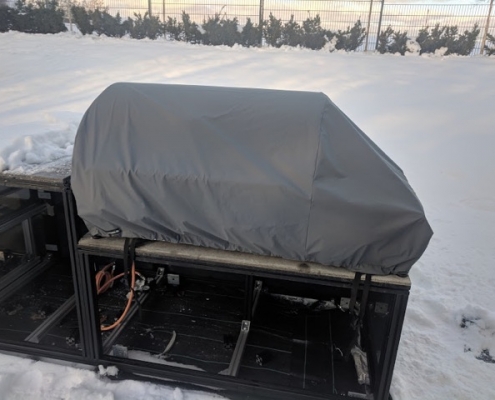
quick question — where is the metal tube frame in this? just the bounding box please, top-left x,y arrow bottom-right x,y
0,185 -> 85,359
0,257 -> 41,293
0,182 -> 410,400
0,256 -> 51,304
77,244 -> 409,400
0,203 -> 46,234
25,295 -> 76,343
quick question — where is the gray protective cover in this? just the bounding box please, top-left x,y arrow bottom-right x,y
72,83 -> 432,275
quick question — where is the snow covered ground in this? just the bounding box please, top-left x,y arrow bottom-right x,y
1,31 -> 494,399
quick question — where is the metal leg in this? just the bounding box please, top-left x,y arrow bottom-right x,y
375,293 -> 409,400
221,278 -> 262,377
63,190 -> 89,358
82,253 -> 103,361
63,190 -> 102,361
219,320 -> 250,377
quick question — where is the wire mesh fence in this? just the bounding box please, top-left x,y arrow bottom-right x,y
92,0 -> 494,53
4,0 -> 494,53
379,3 -> 493,52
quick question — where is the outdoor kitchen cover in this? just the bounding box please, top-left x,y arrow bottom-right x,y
72,83 -> 432,275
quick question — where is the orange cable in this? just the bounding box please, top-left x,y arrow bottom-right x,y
98,261 -> 137,332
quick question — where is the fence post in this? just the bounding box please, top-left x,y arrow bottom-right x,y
148,0 -> 152,17
480,0 -> 494,55
375,0 -> 385,50
162,0 -> 165,23
364,0 -> 373,51
259,0 -> 264,46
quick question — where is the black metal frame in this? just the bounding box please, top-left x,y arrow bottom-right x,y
0,176 -> 87,360
77,241 -> 409,400
0,174 -> 410,400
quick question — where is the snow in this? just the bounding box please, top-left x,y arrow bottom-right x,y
0,353 -> 225,400
1,31 -> 495,399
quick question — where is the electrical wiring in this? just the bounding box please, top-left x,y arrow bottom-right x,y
96,261 -> 138,332
95,262 -> 115,294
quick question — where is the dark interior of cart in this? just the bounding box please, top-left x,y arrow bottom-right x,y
0,183 -> 397,399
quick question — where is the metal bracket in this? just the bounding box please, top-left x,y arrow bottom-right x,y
374,302 -> 389,315
37,190 -> 51,200
251,280 -> 263,318
167,273 -> 180,286
219,320 -> 250,377
110,344 -> 129,358
156,267 -> 165,278
45,244 -> 59,252
45,204 -> 55,217
340,297 -> 350,311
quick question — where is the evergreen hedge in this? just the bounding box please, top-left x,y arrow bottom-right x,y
416,24 -> 480,55
334,20 -> 366,51
377,23 -> 480,56
128,12 -> 161,39
0,0 -> 66,34
202,14 -> 240,46
377,26 -> 410,55
0,4 -> 12,32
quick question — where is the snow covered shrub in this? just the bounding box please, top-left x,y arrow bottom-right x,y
263,13 -> 282,47
485,33 -> 495,56
301,15 -> 328,50
164,12 -> 201,43
129,12 -> 162,40
263,14 -> 329,50
12,0 -> 66,34
71,5 -> 92,34
241,17 -> 260,47
416,24 -> 480,56
377,26 -> 410,55
334,20 -> 365,51
202,14 -> 240,46
91,9 -> 126,37
72,6 -> 127,37
181,11 -> 201,43
280,15 -> 303,47
164,16 -> 180,40
0,4 -> 13,32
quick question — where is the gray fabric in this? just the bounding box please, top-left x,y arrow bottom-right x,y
72,83 -> 432,275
